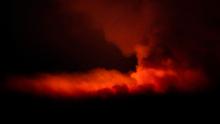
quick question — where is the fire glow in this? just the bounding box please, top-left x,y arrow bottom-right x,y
8,68 -> 205,98
7,47 -> 206,98
7,0 -> 209,98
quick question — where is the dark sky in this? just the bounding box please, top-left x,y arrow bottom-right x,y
5,0 -> 137,76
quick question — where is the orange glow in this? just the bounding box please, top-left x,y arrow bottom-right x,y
7,46 -> 207,98
6,0 -> 208,98
7,64 -> 206,98
8,69 -> 137,98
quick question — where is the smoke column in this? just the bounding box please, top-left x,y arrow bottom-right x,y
7,0 -> 210,98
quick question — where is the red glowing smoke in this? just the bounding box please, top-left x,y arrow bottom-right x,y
8,66 -> 206,98
7,0 -> 209,98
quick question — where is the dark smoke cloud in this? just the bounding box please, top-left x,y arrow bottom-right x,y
59,0 -> 220,89
168,0 -> 220,89
67,0 -> 166,56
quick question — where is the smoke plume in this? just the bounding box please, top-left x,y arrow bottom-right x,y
7,0 -> 217,98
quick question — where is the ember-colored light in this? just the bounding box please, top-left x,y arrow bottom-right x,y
7,49 -> 206,98
7,0 -> 209,99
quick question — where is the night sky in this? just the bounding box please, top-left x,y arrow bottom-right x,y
2,0 -> 220,114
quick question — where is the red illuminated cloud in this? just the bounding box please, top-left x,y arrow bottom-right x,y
7,66 -> 207,98
7,0 -> 214,98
